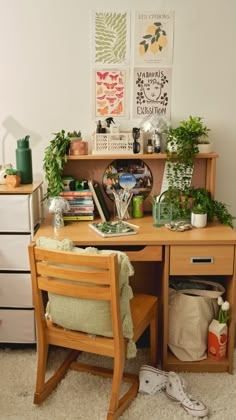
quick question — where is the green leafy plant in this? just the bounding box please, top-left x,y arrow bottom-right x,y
213,200 -> 235,228
191,188 -> 235,228
43,130 -> 71,198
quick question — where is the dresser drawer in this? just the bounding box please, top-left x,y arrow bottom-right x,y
0,195 -> 31,232
170,245 -> 234,275
0,273 -> 33,307
0,309 -> 36,343
0,234 -> 31,270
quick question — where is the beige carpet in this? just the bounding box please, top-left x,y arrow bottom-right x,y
0,346 -> 236,420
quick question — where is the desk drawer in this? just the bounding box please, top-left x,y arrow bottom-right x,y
0,309 -> 35,343
125,246 -> 162,261
0,273 -> 33,307
170,245 -> 234,275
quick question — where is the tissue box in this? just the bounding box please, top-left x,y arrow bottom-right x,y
208,319 -> 227,359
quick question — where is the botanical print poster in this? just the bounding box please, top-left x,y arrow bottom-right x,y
93,69 -> 129,118
133,68 -> 172,119
91,11 -> 130,65
134,11 -> 174,66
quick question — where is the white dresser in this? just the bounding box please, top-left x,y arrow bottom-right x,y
0,182 -> 43,343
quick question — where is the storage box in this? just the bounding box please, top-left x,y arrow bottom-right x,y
70,140 -> 88,155
208,319 -> 228,359
92,132 -> 143,155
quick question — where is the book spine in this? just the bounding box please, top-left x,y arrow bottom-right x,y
65,206 -> 94,212
63,215 -> 94,220
60,190 -> 92,197
63,211 -> 94,216
67,199 -> 94,205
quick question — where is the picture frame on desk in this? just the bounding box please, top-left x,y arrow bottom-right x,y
88,180 -> 110,222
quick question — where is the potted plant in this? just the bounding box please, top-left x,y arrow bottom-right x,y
43,130 -> 71,198
166,115 -> 211,154
68,130 -> 88,156
191,203 -> 208,228
197,139 -> 214,154
5,168 -> 21,187
190,187 -> 235,229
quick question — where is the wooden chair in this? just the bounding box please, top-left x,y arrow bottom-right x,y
28,243 -> 158,420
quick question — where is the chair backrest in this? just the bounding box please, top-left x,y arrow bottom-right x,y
28,244 -> 123,348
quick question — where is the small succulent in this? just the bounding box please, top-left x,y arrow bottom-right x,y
5,169 -> 19,175
67,130 -> 82,139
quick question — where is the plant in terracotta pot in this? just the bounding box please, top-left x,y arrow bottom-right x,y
5,169 -> 21,187
68,130 -> 88,156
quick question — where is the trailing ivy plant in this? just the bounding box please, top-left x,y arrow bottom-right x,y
164,116 -> 211,218
43,130 -> 71,198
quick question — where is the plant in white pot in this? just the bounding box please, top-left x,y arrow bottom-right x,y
191,203 -> 208,228
190,187 -> 235,229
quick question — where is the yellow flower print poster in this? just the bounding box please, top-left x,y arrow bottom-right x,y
134,11 -> 174,66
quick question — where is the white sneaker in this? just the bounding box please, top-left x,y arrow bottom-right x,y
166,371 -> 208,417
139,365 -> 187,396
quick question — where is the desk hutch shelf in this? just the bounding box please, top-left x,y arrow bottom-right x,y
64,153 -> 218,212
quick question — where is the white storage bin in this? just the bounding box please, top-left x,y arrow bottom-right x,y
0,309 -> 36,343
0,234 -> 31,270
0,273 -> 33,307
0,195 -> 31,231
92,132 -> 144,155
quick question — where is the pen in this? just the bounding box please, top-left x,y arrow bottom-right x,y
123,221 -> 140,229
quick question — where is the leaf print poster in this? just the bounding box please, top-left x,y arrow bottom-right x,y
133,68 -> 172,119
92,11 -> 130,65
93,69 -> 129,118
134,11 -> 174,65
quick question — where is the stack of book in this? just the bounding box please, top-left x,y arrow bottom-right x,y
60,190 -> 95,221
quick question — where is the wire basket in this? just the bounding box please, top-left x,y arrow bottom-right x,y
152,191 -> 191,227
92,132 -> 143,155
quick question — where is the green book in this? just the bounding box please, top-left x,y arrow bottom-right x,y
88,180 -> 110,222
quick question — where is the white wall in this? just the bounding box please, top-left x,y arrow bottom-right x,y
1,0 -> 236,213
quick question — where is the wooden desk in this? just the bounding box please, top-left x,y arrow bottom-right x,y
34,214 -> 236,373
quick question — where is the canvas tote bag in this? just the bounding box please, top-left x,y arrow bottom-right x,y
168,279 -> 225,361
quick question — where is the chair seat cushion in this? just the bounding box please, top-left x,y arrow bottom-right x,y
36,237 -> 136,357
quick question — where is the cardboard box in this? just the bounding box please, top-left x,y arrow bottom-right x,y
208,319 -> 228,359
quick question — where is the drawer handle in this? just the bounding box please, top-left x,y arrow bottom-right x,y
190,257 -> 214,264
